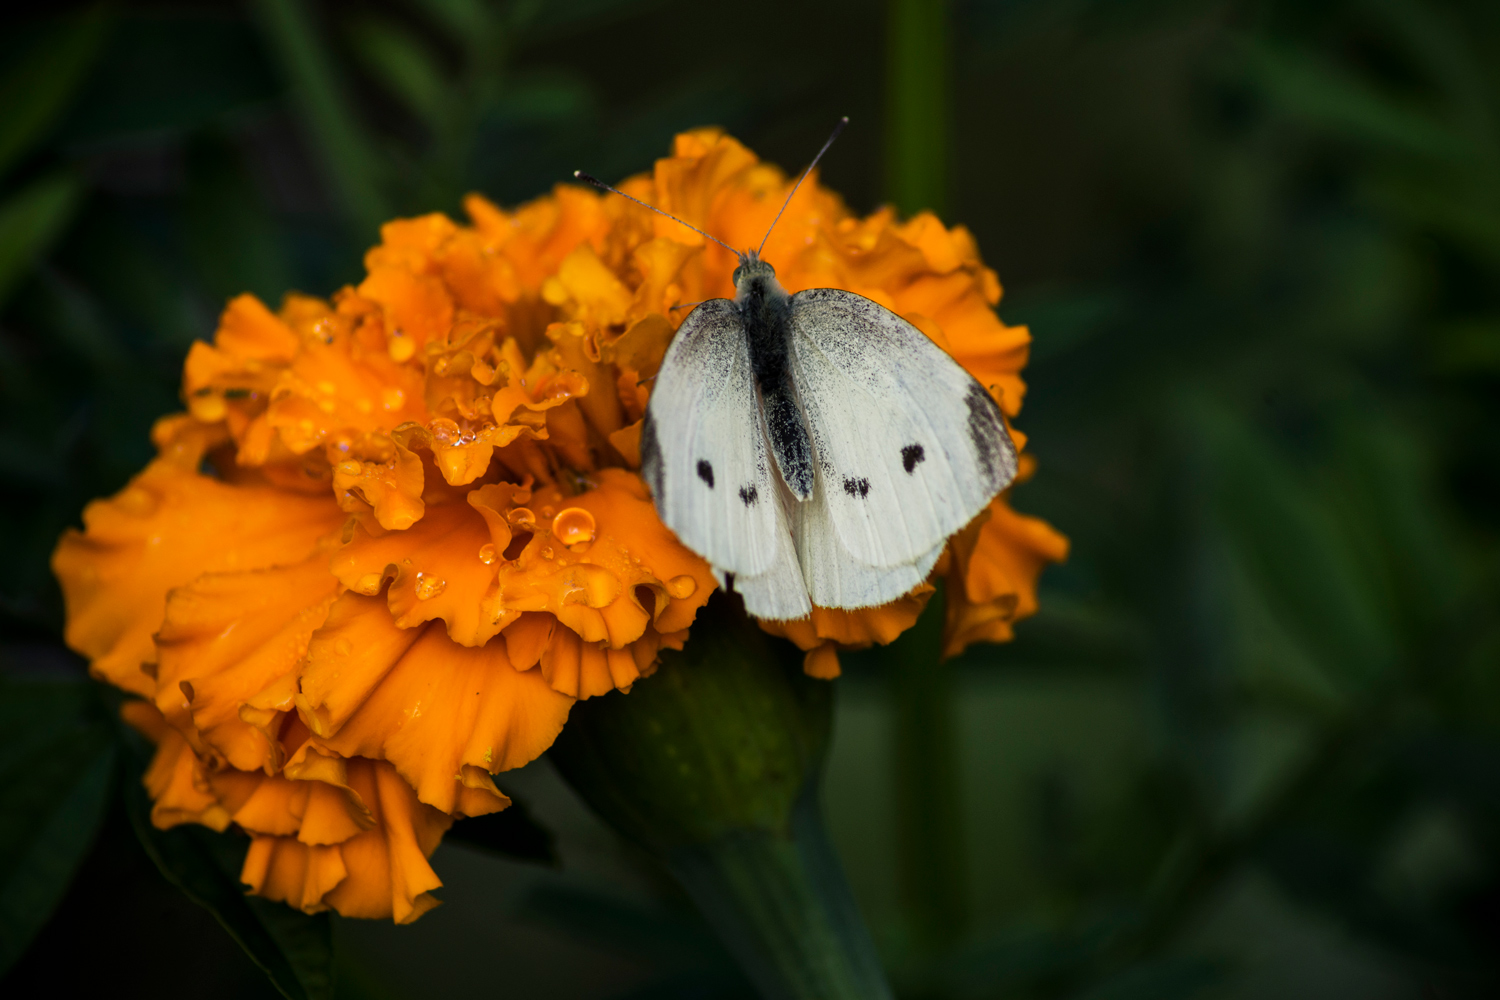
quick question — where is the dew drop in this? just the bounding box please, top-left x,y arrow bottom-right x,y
478,543 -> 497,564
381,387 -> 405,410
388,332 -> 415,362
414,573 -> 446,600
539,506 -> 555,520
541,547 -> 554,560
192,394 -> 227,422
508,507 -> 537,531
666,575 -> 698,599
117,487 -> 158,516
551,507 -> 596,548
338,461 -> 363,477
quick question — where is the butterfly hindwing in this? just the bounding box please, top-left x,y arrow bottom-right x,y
786,288 -> 1017,569
792,467 -> 946,608
641,300 -> 810,619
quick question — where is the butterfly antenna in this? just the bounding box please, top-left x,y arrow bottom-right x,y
573,171 -> 741,258
757,116 -> 849,257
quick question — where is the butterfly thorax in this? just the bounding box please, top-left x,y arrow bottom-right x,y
732,255 -> 814,500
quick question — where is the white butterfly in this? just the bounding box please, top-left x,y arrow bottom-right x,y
577,123 -> 1017,621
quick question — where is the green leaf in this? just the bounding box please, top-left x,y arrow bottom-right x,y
119,728 -> 334,1000
444,795 -> 559,865
403,0 -> 494,51
0,172 -> 83,309
251,0 -> 391,241
0,678 -> 114,976
1193,399 -> 1393,687
1070,956 -> 1224,1000
0,5 -> 110,180
1246,41 -> 1468,160
347,16 -> 452,131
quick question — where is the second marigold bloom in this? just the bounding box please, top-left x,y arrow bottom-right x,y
52,128 -> 1066,921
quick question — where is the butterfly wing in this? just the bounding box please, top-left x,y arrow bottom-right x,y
786,288 -> 1017,570
641,300 -> 810,620
792,468 -> 946,608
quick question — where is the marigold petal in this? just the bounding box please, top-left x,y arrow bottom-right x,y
333,501 -> 504,647
300,614 -> 572,813
321,760 -> 451,923
216,293 -> 301,361
123,701 -> 233,832
242,837 -> 347,914
299,594 -> 424,738
943,497 -> 1070,658
53,460 -> 342,695
154,553 -> 339,771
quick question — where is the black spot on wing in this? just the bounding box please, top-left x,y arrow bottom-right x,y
696,460 -> 715,488
739,484 -> 758,506
901,443 -> 925,473
842,476 -> 870,498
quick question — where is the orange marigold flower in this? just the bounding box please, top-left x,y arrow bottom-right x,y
52,127 -> 1064,921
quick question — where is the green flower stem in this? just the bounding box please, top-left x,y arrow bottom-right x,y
668,790 -> 893,1000
886,0 -> 952,218
548,595 -> 892,1000
884,584 -> 970,952
884,3 -> 970,949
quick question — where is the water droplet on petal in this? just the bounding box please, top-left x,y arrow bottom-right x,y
551,507 -> 596,548
667,575 -> 698,599
389,332 -> 415,362
508,507 -> 536,531
414,573 -> 446,600
541,547 -> 554,560
382,387 -> 405,410
192,394 -> 227,422
338,461 -> 363,477
478,543 -> 497,564
117,488 -> 158,516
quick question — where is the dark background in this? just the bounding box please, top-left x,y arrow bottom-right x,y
3,1 -> 1499,997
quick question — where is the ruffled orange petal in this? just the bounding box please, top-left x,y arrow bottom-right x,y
759,587 -> 934,678
297,597 -> 572,814
154,552 -> 340,771
943,497 -> 1070,658
322,759 -> 450,923
53,459 -> 343,696
235,757 -> 449,922
123,700 -> 232,831
242,837 -> 348,913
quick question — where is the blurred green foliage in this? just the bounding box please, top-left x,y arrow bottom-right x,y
2,0 -> 1499,997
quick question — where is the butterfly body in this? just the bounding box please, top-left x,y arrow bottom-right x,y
640,252 -> 1018,621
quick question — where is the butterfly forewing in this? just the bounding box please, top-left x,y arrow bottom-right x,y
786,288 -> 1017,568
641,300 -> 806,607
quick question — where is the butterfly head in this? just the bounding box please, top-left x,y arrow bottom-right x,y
732,250 -> 777,291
